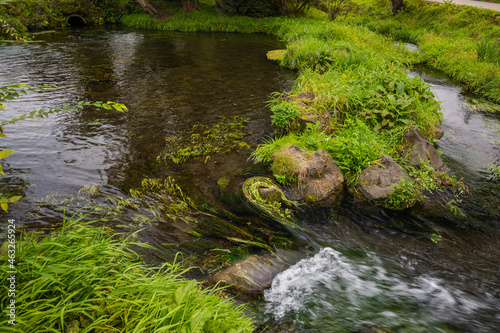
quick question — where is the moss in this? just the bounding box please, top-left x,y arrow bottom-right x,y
217,176 -> 230,192
266,49 -> 286,62
242,177 -> 300,229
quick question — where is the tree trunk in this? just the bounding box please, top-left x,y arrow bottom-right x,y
182,0 -> 199,12
135,0 -> 159,16
391,0 -> 404,15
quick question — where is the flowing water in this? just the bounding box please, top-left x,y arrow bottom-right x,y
1,30 -> 499,332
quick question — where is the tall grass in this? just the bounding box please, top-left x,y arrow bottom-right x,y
477,40 -> 500,65
0,216 -> 254,332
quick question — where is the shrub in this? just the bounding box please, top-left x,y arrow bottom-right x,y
215,0 -> 282,17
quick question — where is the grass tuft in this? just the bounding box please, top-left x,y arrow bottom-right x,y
0,216 -> 254,332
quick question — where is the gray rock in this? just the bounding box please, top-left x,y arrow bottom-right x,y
208,250 -> 306,295
356,155 -> 408,201
403,127 -> 444,169
272,145 -> 344,205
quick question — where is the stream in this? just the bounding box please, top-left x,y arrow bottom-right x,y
0,29 -> 499,332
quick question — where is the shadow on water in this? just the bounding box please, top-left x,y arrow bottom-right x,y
1,30 -> 499,332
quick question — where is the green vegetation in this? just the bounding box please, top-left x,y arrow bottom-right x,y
241,177 -> 299,229
0,0 -> 133,35
0,217 -> 254,332
384,162 -> 468,210
347,0 -> 500,103
157,116 -> 250,164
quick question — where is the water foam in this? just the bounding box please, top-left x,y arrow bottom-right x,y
264,247 -> 492,332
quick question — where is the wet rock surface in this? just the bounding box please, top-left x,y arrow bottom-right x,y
208,250 -> 307,296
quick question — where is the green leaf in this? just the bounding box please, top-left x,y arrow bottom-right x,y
0,164 -> 3,175
9,196 -> 21,203
1,203 -> 8,212
0,149 -> 15,159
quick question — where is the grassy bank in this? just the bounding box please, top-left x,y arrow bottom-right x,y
0,217 -> 254,332
348,0 -> 500,103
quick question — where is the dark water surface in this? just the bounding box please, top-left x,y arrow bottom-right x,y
1,30 -> 499,333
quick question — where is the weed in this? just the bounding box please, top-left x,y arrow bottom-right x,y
477,39 -> 500,65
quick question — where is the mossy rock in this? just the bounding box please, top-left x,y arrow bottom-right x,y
266,49 -> 286,62
242,177 -> 299,229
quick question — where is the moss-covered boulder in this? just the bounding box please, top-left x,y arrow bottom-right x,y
272,145 -> 344,206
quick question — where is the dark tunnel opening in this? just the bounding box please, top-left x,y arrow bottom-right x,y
66,15 -> 87,27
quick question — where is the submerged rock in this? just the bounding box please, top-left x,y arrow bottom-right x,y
208,250 -> 306,296
242,177 -> 299,229
403,127 -> 444,170
273,145 -> 344,206
356,155 -> 408,201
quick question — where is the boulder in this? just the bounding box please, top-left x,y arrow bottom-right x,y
403,127 -> 444,170
208,250 -> 306,296
356,155 -> 408,201
272,145 -> 344,205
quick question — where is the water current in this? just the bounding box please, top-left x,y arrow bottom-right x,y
0,29 -> 499,332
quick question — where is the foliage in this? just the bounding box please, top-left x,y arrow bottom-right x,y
252,122 -> 391,184
0,0 -> 134,33
488,163 -> 500,179
0,216 -> 255,332
477,39 -> 500,65
0,18 -> 29,41
346,0 -> 500,103
384,161 -> 469,210
317,0 -> 357,21
269,100 -> 301,130
0,84 -> 126,211
156,116 -> 250,164
280,0 -> 315,16
215,0 -> 282,17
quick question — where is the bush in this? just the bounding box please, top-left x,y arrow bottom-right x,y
216,0 -> 282,17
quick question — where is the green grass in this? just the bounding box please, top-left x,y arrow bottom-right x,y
0,216 -> 254,332
347,0 -> 500,103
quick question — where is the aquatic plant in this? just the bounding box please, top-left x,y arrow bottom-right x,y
241,177 -> 299,229
157,116 -> 250,164
0,216 -> 255,332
